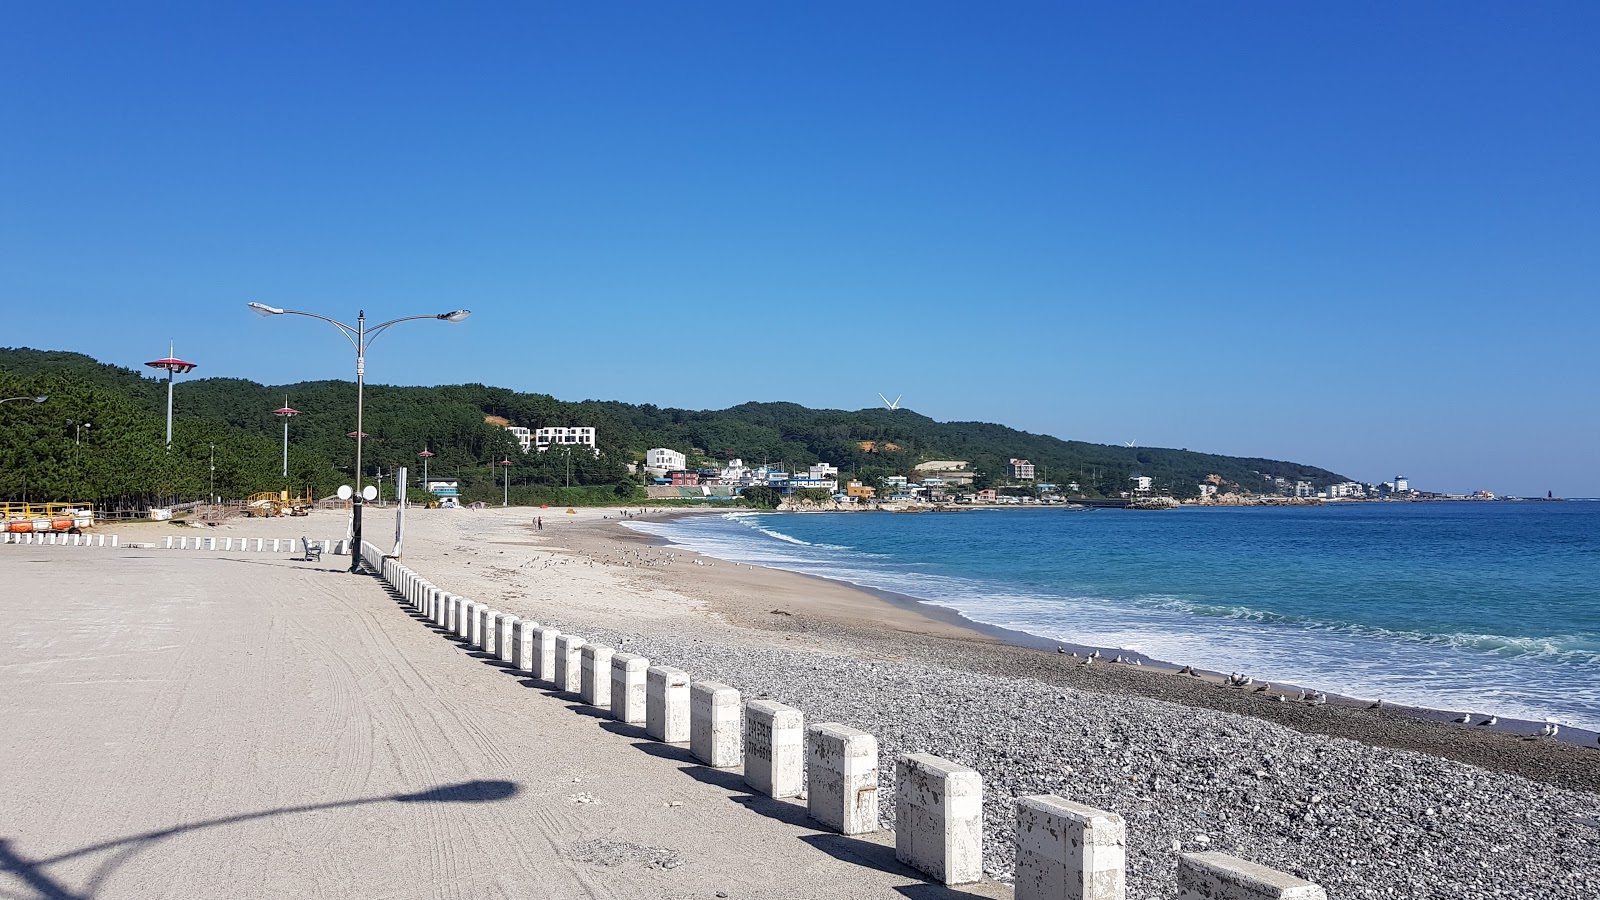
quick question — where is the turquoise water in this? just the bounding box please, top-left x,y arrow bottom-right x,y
626,502 -> 1600,731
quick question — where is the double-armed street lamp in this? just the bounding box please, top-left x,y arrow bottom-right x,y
249,304 -> 470,573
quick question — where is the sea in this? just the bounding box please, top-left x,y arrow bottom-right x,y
625,501 -> 1600,732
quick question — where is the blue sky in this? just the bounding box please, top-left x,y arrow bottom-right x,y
3,3 -> 1596,496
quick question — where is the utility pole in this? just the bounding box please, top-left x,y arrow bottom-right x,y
209,443 -> 215,503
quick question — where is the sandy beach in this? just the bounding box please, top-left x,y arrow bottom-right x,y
4,506 -> 1597,898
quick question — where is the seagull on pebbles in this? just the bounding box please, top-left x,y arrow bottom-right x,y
1454,713 -> 1473,725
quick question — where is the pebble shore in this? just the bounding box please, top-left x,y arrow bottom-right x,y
549,620 -> 1600,899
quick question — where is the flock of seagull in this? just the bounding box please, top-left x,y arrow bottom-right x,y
1057,647 -> 1588,743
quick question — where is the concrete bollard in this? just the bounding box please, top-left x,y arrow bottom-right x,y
610,653 -> 649,725
255,538 -> 263,552
744,700 -> 805,799
690,681 -> 743,768
513,619 -> 539,671
179,537 -> 188,549
109,535 -> 118,548
498,615 -> 518,662
580,644 -> 615,709
534,626 -> 561,682
646,665 -> 691,742
225,538 -> 234,551
1014,795 -> 1126,900
72,534 -> 81,546
479,609 -> 498,651
895,753 -> 984,886
459,600 -> 478,640
555,634 -> 587,694
1176,852 -> 1327,900
447,595 -> 462,634
272,538 -> 281,553
207,538 -> 216,551
807,723 -> 880,835
432,589 -> 447,626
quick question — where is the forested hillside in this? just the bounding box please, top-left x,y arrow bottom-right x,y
0,348 -> 1349,507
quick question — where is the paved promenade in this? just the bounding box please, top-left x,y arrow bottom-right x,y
0,542 -> 996,899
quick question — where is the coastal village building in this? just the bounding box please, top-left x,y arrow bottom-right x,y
1394,475 -> 1410,492
976,489 -> 998,503
913,460 -> 975,486
1130,474 -> 1153,494
647,448 -> 687,472
1007,458 -> 1036,480
1295,480 -> 1314,498
535,426 -> 597,454
883,475 -> 909,492
504,425 -> 533,453
1198,483 -> 1217,498
670,471 -> 701,486
846,480 -> 876,500
807,463 -> 839,479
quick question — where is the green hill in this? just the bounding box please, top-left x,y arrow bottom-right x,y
0,347 -> 1350,508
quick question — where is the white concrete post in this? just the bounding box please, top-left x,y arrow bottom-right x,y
447,595 -> 462,633
498,615 -> 518,662
690,681 -> 743,767
744,700 -> 804,799
895,753 -> 985,886
1014,795 -> 1126,900
1176,852 -> 1327,900
224,538 -> 233,551
255,538 -> 263,552
207,538 -> 216,550
534,626 -> 561,682
580,644 -> 615,709
459,600 -> 477,640
646,665 -> 691,742
179,536 -> 188,549
555,634 -> 587,693
72,534 -> 81,546
513,619 -> 539,671
109,535 -> 118,548
807,723 -> 879,835
479,609 -> 498,651
610,653 -> 649,725
432,589 -> 447,626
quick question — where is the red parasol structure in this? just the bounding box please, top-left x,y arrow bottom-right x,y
273,397 -> 300,478
145,342 -> 196,448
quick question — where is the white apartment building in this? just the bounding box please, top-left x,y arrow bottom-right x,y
1008,458 -> 1036,480
1198,483 -> 1217,498
647,448 -> 687,471
1130,474 -> 1153,493
1294,481 -> 1314,497
1394,476 -> 1410,492
535,426 -> 597,453
504,425 -> 532,453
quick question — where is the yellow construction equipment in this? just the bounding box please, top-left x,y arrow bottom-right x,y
244,490 -> 315,517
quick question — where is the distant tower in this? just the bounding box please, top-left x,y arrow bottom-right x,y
145,342 -> 197,448
1394,475 -> 1409,493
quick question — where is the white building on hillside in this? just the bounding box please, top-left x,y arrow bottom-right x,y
504,425 -> 532,453
647,448 -> 687,471
536,426 -> 597,453
1008,458 -> 1036,480
1130,474 -> 1153,494
808,463 -> 839,479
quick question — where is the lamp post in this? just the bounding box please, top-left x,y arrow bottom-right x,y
418,448 -> 433,493
500,458 -> 512,507
1,396 -> 48,405
145,343 -> 196,448
250,303 -> 470,573
272,397 -> 299,479
376,467 -> 386,508
209,442 -> 216,503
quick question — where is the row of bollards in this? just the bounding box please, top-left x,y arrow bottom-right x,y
372,544 -> 1327,899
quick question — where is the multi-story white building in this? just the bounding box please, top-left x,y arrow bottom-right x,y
1394,476 -> 1410,493
647,448 -> 687,472
1198,483 -> 1218,498
1008,458 -> 1036,480
1294,480 -> 1314,497
504,425 -> 532,453
1130,474 -> 1153,494
535,426 -> 597,453
808,463 -> 839,479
